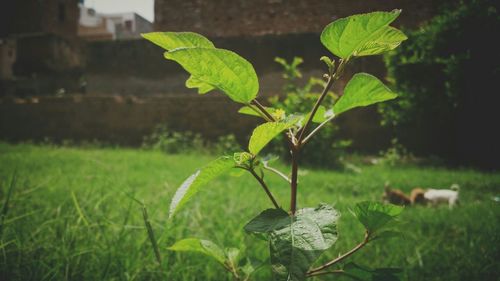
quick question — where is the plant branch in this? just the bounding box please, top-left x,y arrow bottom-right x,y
251,99 -> 276,122
308,231 -> 370,275
297,59 -> 347,144
225,259 -> 241,280
247,103 -> 272,122
248,168 -> 280,209
263,162 -> 291,183
307,270 -> 344,277
290,145 -> 299,215
301,115 -> 336,145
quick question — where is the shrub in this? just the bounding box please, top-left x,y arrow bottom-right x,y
142,124 -> 205,154
380,0 -> 500,168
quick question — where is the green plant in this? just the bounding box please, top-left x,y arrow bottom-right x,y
378,138 -> 413,166
212,134 -> 243,155
142,124 -> 205,154
379,0 -> 500,168
143,9 -> 407,281
267,57 -> 351,168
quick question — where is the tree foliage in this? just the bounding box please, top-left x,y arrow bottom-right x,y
380,0 -> 500,168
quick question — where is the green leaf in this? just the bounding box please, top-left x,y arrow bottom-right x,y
141,32 -> 219,96
320,56 -> 335,73
168,238 -> 226,265
321,10 -> 407,59
343,262 -> 402,281
247,204 -> 339,281
169,156 -> 235,218
233,152 -> 254,165
186,75 -> 215,94
248,121 -> 295,155
244,208 -> 290,233
355,26 -> 407,57
141,31 -> 215,51
333,73 -> 397,116
225,247 -> 240,268
352,201 -> 403,233
241,258 -> 266,279
165,48 -> 259,103
311,105 -> 334,123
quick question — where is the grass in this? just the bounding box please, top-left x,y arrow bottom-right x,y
0,142 -> 499,281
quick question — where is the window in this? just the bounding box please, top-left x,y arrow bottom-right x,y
124,20 -> 133,31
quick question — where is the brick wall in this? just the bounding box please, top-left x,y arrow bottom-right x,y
154,0 -> 440,37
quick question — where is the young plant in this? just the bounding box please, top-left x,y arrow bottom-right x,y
143,9 -> 407,281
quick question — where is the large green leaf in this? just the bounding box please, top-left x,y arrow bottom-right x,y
352,201 -> 403,233
244,208 -> 290,233
248,121 -> 295,155
168,238 -> 226,265
321,10 -> 407,59
333,73 -> 397,116
185,75 -> 215,94
271,204 -> 339,281
141,31 -> 214,50
245,204 -> 339,281
169,156 -> 235,218
142,32 -> 218,95
342,262 -> 402,281
165,48 -> 259,103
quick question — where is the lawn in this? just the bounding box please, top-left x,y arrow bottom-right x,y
0,142 -> 499,281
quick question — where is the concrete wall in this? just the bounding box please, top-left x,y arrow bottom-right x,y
0,95 -> 390,152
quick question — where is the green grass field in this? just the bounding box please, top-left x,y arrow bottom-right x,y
0,142 -> 499,281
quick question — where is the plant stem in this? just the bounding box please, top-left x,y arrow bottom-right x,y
290,145 -> 299,215
248,168 -> 280,209
301,114 -> 336,145
227,260 -> 241,280
307,270 -> 344,277
247,103 -> 272,122
307,231 -> 370,275
263,162 -> 291,183
297,59 -> 347,144
251,99 -> 276,122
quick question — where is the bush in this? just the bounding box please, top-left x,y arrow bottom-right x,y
211,134 -> 242,155
142,125 -> 242,155
268,57 -> 351,168
142,124 -> 205,154
380,0 -> 500,168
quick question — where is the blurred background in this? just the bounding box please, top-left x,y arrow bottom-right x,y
1,0 -> 498,169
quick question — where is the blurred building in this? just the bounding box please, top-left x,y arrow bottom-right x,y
78,5 -> 153,41
0,0 -> 83,96
0,0 -> 79,41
